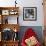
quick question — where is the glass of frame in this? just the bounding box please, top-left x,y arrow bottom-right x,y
8,16 -> 18,24
2,16 -> 18,24
23,7 -> 37,21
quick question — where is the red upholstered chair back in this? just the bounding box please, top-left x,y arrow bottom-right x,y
21,28 -> 41,46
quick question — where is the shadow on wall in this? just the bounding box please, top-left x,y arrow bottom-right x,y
18,26 -> 44,44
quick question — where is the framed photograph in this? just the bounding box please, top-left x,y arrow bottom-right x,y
2,10 -> 9,15
9,10 -> 18,15
23,7 -> 37,21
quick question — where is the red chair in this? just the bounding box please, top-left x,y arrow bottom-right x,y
21,28 -> 41,46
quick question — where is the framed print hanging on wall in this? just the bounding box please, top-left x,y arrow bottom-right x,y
23,7 -> 37,21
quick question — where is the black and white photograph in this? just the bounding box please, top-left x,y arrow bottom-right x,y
23,7 -> 37,21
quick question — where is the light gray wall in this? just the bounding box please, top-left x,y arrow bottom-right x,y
18,0 -> 44,26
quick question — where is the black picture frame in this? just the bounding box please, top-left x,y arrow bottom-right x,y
23,7 -> 37,21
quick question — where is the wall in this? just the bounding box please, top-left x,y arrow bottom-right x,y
18,0 -> 44,26
0,0 -> 44,26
